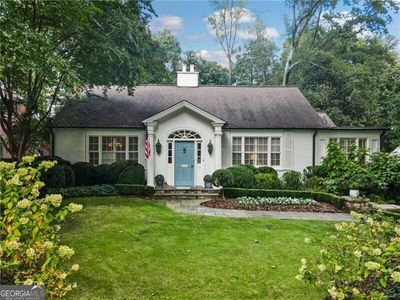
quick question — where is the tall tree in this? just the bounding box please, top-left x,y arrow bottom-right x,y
153,29 -> 182,84
233,19 -> 277,85
0,0 -> 160,160
184,51 -> 229,85
281,0 -> 400,85
208,0 -> 247,84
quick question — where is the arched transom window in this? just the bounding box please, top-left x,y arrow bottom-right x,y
168,130 -> 201,139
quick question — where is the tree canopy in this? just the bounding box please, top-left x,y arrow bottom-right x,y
0,0 -> 160,159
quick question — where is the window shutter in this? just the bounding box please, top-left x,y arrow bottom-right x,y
284,132 -> 293,169
319,139 -> 327,163
76,130 -> 86,161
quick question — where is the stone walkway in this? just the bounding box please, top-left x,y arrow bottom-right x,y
164,200 -> 354,221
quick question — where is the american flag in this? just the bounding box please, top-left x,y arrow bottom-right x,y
144,127 -> 151,160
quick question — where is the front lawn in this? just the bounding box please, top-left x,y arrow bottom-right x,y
61,197 -> 335,299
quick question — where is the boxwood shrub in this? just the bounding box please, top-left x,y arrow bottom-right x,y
281,170 -> 303,190
47,184 -> 117,198
256,166 -> 278,177
42,164 -> 66,189
92,164 -> 113,185
211,168 -> 234,187
117,165 -> 145,185
227,165 -> 255,188
223,188 -> 345,208
109,160 -> 140,183
71,162 -> 94,186
61,165 -> 76,187
115,184 -> 155,196
255,173 -> 280,189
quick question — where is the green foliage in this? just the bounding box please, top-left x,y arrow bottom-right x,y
91,164 -> 113,185
71,162 -> 94,186
184,50 -> 229,85
47,185 -> 117,198
0,0 -> 159,159
298,212 -> 400,299
115,184 -> 155,196
155,174 -> 165,187
117,165 -> 145,185
255,173 -> 280,189
42,164 -> 67,189
223,188 -> 345,208
237,196 -> 318,206
281,170 -> 303,190
227,165 -> 256,188
109,160 -> 140,183
256,166 -> 278,177
61,165 -> 76,187
0,157 -> 82,297
203,175 -> 212,183
211,169 -> 234,187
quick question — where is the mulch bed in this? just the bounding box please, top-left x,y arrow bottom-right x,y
201,199 -> 344,213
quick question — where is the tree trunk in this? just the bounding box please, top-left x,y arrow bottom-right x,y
282,45 -> 295,86
228,55 -> 233,85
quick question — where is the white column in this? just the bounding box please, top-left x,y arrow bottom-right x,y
212,122 -> 224,170
145,122 -> 157,186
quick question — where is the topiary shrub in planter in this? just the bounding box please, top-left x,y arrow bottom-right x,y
256,166 -> 278,177
211,168 -> 234,187
61,165 -> 76,187
255,173 -> 280,189
281,170 -> 303,190
117,164 -> 145,185
297,211 -> 400,299
71,162 -> 94,186
227,165 -> 255,188
42,164 -> 66,189
155,174 -> 164,187
204,174 -> 212,188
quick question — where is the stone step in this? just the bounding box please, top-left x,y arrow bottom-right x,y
154,188 -> 220,195
154,193 -> 220,200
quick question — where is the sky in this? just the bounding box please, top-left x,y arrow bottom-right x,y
149,0 -> 400,66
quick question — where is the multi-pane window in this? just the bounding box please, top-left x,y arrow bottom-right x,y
270,137 -> 281,166
197,142 -> 201,164
89,136 -> 99,165
358,138 -> 367,150
128,137 -> 139,161
339,138 -> 356,155
168,142 -> 173,164
232,137 -> 242,165
102,136 -> 126,164
233,137 -> 279,167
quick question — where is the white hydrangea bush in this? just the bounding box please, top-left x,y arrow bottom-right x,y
297,212 -> 400,299
0,157 -> 82,297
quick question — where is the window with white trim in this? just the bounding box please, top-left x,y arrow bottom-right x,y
339,138 -> 356,155
168,142 -> 173,164
197,142 -> 202,164
232,136 -> 280,167
89,136 -> 99,165
232,137 -> 242,165
270,137 -> 281,166
358,138 -> 367,150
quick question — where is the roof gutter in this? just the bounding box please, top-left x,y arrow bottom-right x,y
312,130 -> 317,167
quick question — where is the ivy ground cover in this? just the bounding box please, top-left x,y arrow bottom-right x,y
61,197 -> 335,299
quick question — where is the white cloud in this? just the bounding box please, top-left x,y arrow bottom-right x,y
237,27 -> 279,39
186,33 -> 208,42
196,49 -> 229,67
150,15 -> 184,35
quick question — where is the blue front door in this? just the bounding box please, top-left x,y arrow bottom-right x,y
175,141 -> 195,187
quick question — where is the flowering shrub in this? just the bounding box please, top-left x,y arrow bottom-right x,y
297,212 -> 400,299
0,157 -> 82,297
237,196 -> 318,206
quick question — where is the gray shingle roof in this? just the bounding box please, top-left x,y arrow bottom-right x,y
52,85 -> 335,129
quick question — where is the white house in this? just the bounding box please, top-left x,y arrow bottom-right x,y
51,64 -> 385,187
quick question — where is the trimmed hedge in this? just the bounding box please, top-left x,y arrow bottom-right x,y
62,165 -> 76,187
117,165 -> 145,185
71,162 -> 93,186
227,165 -> 255,188
42,164 -> 66,189
256,166 -> 278,177
115,184 -> 155,196
47,184 -> 117,198
223,188 -> 345,208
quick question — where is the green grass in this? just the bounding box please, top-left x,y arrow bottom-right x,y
60,197 -> 335,300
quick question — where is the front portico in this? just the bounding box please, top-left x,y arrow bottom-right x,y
143,101 -> 225,187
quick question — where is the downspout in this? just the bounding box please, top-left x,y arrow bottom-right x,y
312,130 -> 317,167
380,130 -> 386,152
50,128 -> 55,156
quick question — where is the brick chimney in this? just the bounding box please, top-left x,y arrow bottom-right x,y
177,64 -> 199,87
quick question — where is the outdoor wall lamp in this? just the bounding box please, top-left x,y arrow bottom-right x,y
155,139 -> 162,155
207,140 -> 213,155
